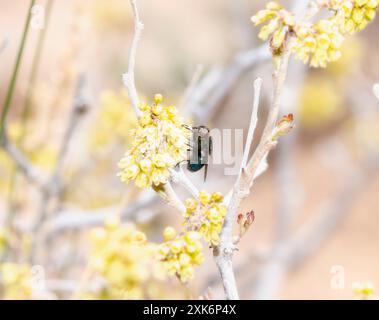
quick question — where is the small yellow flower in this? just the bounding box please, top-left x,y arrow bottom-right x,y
152,104 -> 163,116
179,253 -> 191,267
163,227 -> 177,241
170,239 -> 184,254
184,231 -> 202,243
135,172 -> 150,188
185,198 -> 198,213
154,93 -> 163,104
131,230 -> 147,244
151,167 -> 170,186
199,191 -> 211,205
139,158 -> 152,173
158,231 -> 204,282
120,162 -> 139,181
211,192 -> 224,202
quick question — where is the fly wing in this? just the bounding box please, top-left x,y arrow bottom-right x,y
204,163 -> 208,182
209,135 -> 213,156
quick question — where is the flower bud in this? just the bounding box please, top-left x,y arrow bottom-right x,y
273,113 -> 294,140
154,93 -> 163,104
139,158 -> 152,172
211,192 -> 224,202
163,227 -> 177,241
199,191 -> 211,205
131,230 -> 147,244
244,210 -> 255,228
185,198 -> 198,213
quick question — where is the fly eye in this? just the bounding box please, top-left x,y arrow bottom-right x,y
200,128 -> 208,135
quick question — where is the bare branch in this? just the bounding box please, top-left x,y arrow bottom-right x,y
1,134 -> 47,187
241,78 -> 262,170
54,75 -> 89,181
179,64 -> 204,109
123,0 -> 144,117
185,45 -> 270,122
47,190 -> 158,233
161,182 -> 186,213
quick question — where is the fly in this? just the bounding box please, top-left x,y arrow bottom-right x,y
183,125 -> 212,181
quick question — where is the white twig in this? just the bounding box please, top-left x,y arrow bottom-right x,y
123,0 -> 144,117
47,190 -> 158,233
180,64 -> 204,109
161,182 -> 186,212
169,166 -> 199,199
241,78 -> 262,171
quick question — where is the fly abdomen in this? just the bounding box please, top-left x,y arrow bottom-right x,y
187,162 -> 204,172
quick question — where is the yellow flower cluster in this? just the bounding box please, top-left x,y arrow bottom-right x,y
157,228 -> 204,283
353,281 -> 376,299
89,218 -> 164,299
118,94 -> 189,188
89,89 -> 137,152
292,19 -> 345,67
329,0 -> 379,34
251,1 -> 378,67
184,191 -> 226,247
0,263 -> 33,300
251,2 -> 295,53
